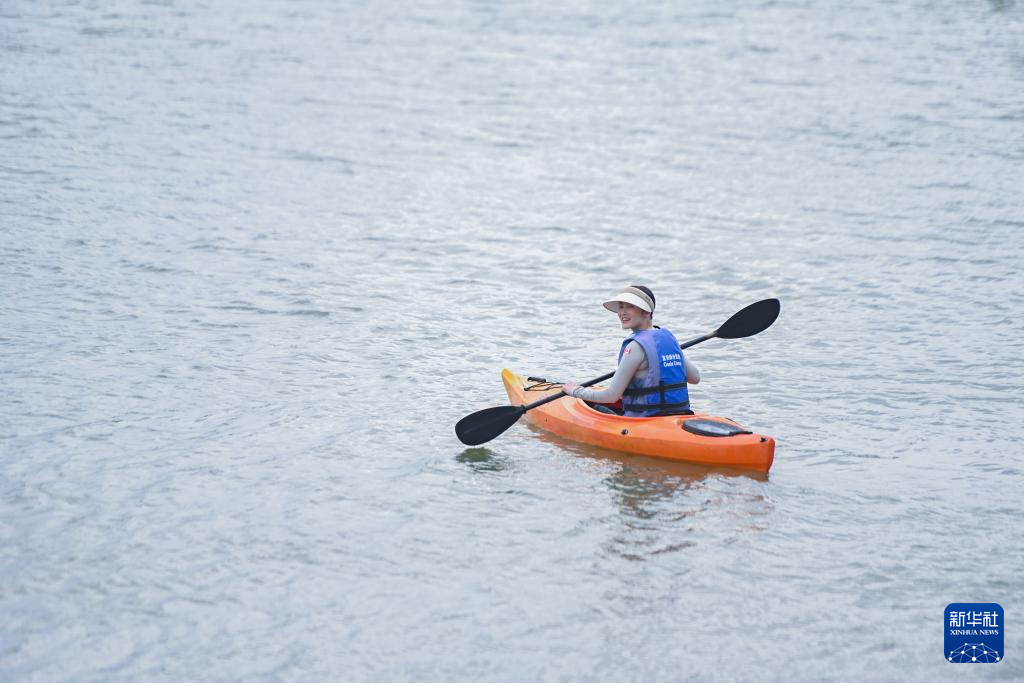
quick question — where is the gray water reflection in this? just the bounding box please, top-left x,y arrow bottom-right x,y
455,446 -> 509,473
521,425 -> 773,561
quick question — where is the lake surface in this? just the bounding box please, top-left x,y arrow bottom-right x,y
3,1 -> 1024,680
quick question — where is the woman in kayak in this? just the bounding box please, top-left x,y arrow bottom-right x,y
561,285 -> 700,417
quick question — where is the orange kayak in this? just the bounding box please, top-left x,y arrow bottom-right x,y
501,368 -> 775,472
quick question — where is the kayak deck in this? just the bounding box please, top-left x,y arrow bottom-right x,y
501,368 -> 775,472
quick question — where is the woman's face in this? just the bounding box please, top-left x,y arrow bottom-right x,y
617,302 -> 649,330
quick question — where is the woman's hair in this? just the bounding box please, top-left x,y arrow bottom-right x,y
630,284 -> 655,316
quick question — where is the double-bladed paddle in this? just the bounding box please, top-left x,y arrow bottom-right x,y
455,298 -> 780,446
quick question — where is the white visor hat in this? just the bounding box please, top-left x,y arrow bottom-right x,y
602,286 -> 654,314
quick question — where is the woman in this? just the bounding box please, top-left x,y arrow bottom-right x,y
561,285 -> 700,417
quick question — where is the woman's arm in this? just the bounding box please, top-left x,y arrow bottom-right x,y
684,355 -> 700,384
563,341 -> 646,403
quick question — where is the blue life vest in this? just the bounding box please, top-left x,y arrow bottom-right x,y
617,328 -> 691,417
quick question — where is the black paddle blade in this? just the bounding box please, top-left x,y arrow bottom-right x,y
715,298 -> 780,339
455,405 -> 527,446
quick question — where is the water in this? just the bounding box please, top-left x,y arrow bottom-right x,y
3,0 -> 1024,680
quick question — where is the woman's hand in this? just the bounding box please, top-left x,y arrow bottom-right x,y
561,381 -> 580,397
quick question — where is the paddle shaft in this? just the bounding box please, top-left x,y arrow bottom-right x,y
517,330 -> 716,413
